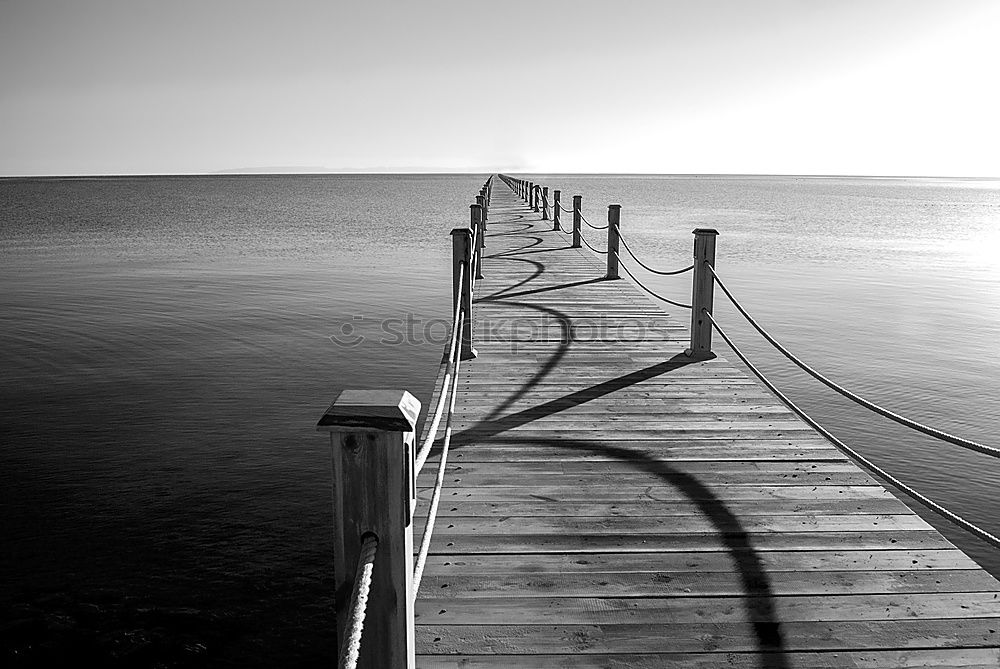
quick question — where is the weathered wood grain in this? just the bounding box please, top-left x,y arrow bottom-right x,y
416,592 -> 1000,624
412,180 -> 1000,666
419,549 -> 981,575
416,648 -> 1000,668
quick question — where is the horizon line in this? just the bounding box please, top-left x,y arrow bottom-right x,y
3,170 -> 999,180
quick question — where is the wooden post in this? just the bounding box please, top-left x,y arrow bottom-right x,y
451,224 -> 478,359
572,195 -> 582,248
553,190 -> 561,231
472,202 -> 484,280
533,185 -> 540,213
687,228 -> 719,358
528,181 -> 534,207
476,194 -> 487,247
606,204 -> 621,279
317,389 -> 420,669
541,186 -> 549,220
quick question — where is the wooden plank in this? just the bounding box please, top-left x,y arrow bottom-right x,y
419,569 -> 999,599
450,419 -> 809,430
447,427 -> 824,438
413,515 -> 932,537
428,499 -> 912,516
435,439 -> 847,464
416,484 -> 896,502
455,397 -> 794,412
416,530 -> 953,554
451,393 -> 784,405
410,182 -> 1000,666
421,461 -> 859,475
418,549 -> 982,575
417,618 -> 1000,653
415,649 -> 1000,668
443,443 -> 846,460
415,592 -> 1000,624
419,471 -> 878,487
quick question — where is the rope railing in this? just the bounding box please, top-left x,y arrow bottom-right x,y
609,246 -> 692,309
708,264 -> 1000,461
323,177 -> 999,667
579,228 -> 608,254
704,309 -> 1000,550
413,261 -> 465,475
618,232 -> 694,276
580,210 -> 608,229
317,179 -> 490,667
412,307 -> 466,595
338,533 -> 378,669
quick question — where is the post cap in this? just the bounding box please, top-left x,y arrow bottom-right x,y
451,226 -> 473,236
609,204 -> 621,210
692,228 -> 719,235
317,389 -> 421,432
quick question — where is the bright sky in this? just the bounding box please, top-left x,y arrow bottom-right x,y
2,0 -> 999,176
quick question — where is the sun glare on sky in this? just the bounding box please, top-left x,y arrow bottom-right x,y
1,0 -> 998,176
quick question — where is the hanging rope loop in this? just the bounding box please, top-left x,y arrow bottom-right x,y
704,309 -> 1000,550
580,210 -> 609,230
618,233 -> 694,276
708,264 -> 1000,460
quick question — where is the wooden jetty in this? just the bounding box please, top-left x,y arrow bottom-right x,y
318,176 -> 1000,668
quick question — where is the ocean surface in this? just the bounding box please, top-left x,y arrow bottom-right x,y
2,173 -> 999,666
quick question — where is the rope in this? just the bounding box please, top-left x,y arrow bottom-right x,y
580,210 -> 609,230
618,233 -> 694,276
612,247 -> 692,309
704,310 -> 1000,549
413,309 -> 466,595
338,533 -> 378,669
413,262 -> 465,475
708,265 -> 1000,460
579,230 -> 608,254
559,203 -> 574,213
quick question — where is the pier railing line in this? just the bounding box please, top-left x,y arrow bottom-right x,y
412,307 -> 466,595
707,265 -> 1000,461
705,311 -> 1000,550
501,174 -> 696,310
316,176 -> 492,668
315,173 -> 998,666
502,173 -> 999,548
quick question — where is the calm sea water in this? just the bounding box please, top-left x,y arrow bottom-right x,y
1,174 -> 998,666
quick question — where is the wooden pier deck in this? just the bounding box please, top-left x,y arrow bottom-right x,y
413,184 -> 1000,667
